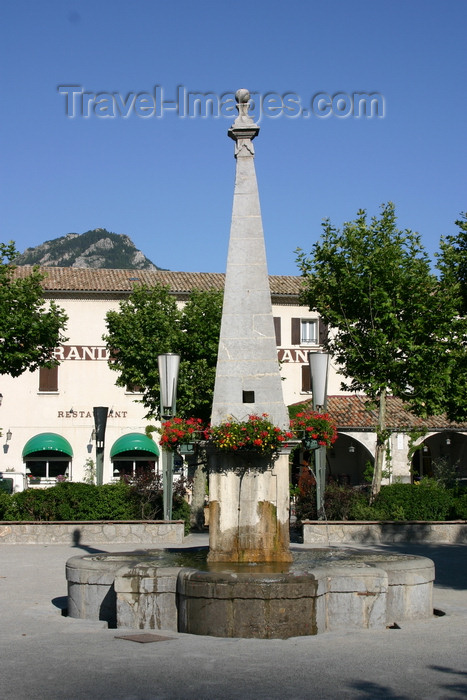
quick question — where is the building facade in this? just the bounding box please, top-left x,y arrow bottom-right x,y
1,266 -> 466,491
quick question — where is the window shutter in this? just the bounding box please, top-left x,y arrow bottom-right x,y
301,364 -> 311,392
273,317 -> 281,346
39,366 -> 58,392
319,319 -> 328,345
291,318 -> 300,345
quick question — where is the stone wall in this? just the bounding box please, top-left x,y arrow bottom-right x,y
0,520 -> 185,545
302,520 -> 467,545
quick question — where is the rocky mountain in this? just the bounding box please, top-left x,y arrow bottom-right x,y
14,228 -> 163,270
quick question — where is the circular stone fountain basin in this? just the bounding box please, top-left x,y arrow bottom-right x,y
66,547 -> 434,638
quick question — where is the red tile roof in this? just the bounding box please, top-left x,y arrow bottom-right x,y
296,395 -> 467,431
11,266 -> 303,297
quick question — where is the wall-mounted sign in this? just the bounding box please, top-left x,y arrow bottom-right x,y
57,410 -> 128,418
53,346 -> 109,361
278,349 -> 311,363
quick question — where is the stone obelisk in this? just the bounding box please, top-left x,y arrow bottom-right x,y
208,89 -> 292,563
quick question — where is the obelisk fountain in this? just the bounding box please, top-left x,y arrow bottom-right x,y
66,91 -> 436,638
207,89 -> 292,563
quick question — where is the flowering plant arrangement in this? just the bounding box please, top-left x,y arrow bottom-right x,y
290,410 -> 338,448
157,417 -> 209,452
209,414 -> 293,454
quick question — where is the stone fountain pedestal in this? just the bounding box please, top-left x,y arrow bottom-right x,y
207,450 -> 292,564
66,548 -> 434,639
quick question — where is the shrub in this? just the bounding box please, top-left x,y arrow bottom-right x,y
295,481 -> 366,522
373,480 -> 454,521
127,470 -> 191,533
1,482 -> 141,522
323,483 -> 362,520
0,491 -> 11,519
451,492 -> 467,520
295,479 -> 463,523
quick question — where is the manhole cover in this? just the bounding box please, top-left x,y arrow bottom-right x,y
115,633 -> 175,644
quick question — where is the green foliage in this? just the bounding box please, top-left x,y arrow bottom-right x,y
125,471 -> 191,533
177,289 -> 223,420
104,285 -> 223,420
436,213 -> 467,421
0,491 -> 11,518
296,203 -> 459,497
210,414 -> 292,453
104,283 -> 180,412
295,482 -> 366,522
294,479 -> 467,522
82,458 -> 96,485
0,482 -> 139,521
451,492 -> 467,520
432,457 -> 459,489
0,480 -> 191,532
296,203 -> 456,417
372,481 -> 454,521
0,242 -> 68,377
14,229 -> 160,270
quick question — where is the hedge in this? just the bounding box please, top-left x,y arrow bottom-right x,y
295,480 -> 467,522
0,481 -> 191,533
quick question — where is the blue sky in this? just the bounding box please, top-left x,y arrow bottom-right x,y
1,0 -> 465,276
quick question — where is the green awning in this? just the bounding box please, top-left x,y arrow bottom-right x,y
110,433 -> 159,458
23,433 -> 73,458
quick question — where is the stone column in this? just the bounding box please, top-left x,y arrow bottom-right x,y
208,89 -> 291,563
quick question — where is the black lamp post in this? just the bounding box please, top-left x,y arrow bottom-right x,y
158,353 -> 180,521
93,407 -> 108,486
308,351 -> 329,519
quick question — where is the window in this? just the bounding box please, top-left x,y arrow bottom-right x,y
125,383 -> 143,394
39,366 -> 58,392
301,320 -> 318,344
113,460 -> 158,479
292,318 -> 318,345
291,318 -> 328,345
26,458 -> 69,479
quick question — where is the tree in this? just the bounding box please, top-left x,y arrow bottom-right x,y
436,213 -> 467,422
178,288 -> 224,420
103,284 -> 223,420
296,203 -> 457,498
0,242 -> 68,377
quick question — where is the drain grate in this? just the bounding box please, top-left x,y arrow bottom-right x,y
115,633 -> 175,644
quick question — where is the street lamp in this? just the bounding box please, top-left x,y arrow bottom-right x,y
158,353 -> 180,521
308,351 -> 329,519
93,407 -> 109,486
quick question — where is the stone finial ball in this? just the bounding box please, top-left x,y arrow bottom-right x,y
235,88 -> 250,103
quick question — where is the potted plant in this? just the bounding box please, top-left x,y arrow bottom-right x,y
209,413 -> 293,454
157,417 -> 209,453
290,410 -> 338,449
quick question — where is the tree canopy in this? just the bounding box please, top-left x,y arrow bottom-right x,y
296,203 -> 458,496
0,242 -> 68,377
436,213 -> 467,422
104,284 -> 223,421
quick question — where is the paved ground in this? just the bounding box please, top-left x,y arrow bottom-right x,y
1,534 -> 466,700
